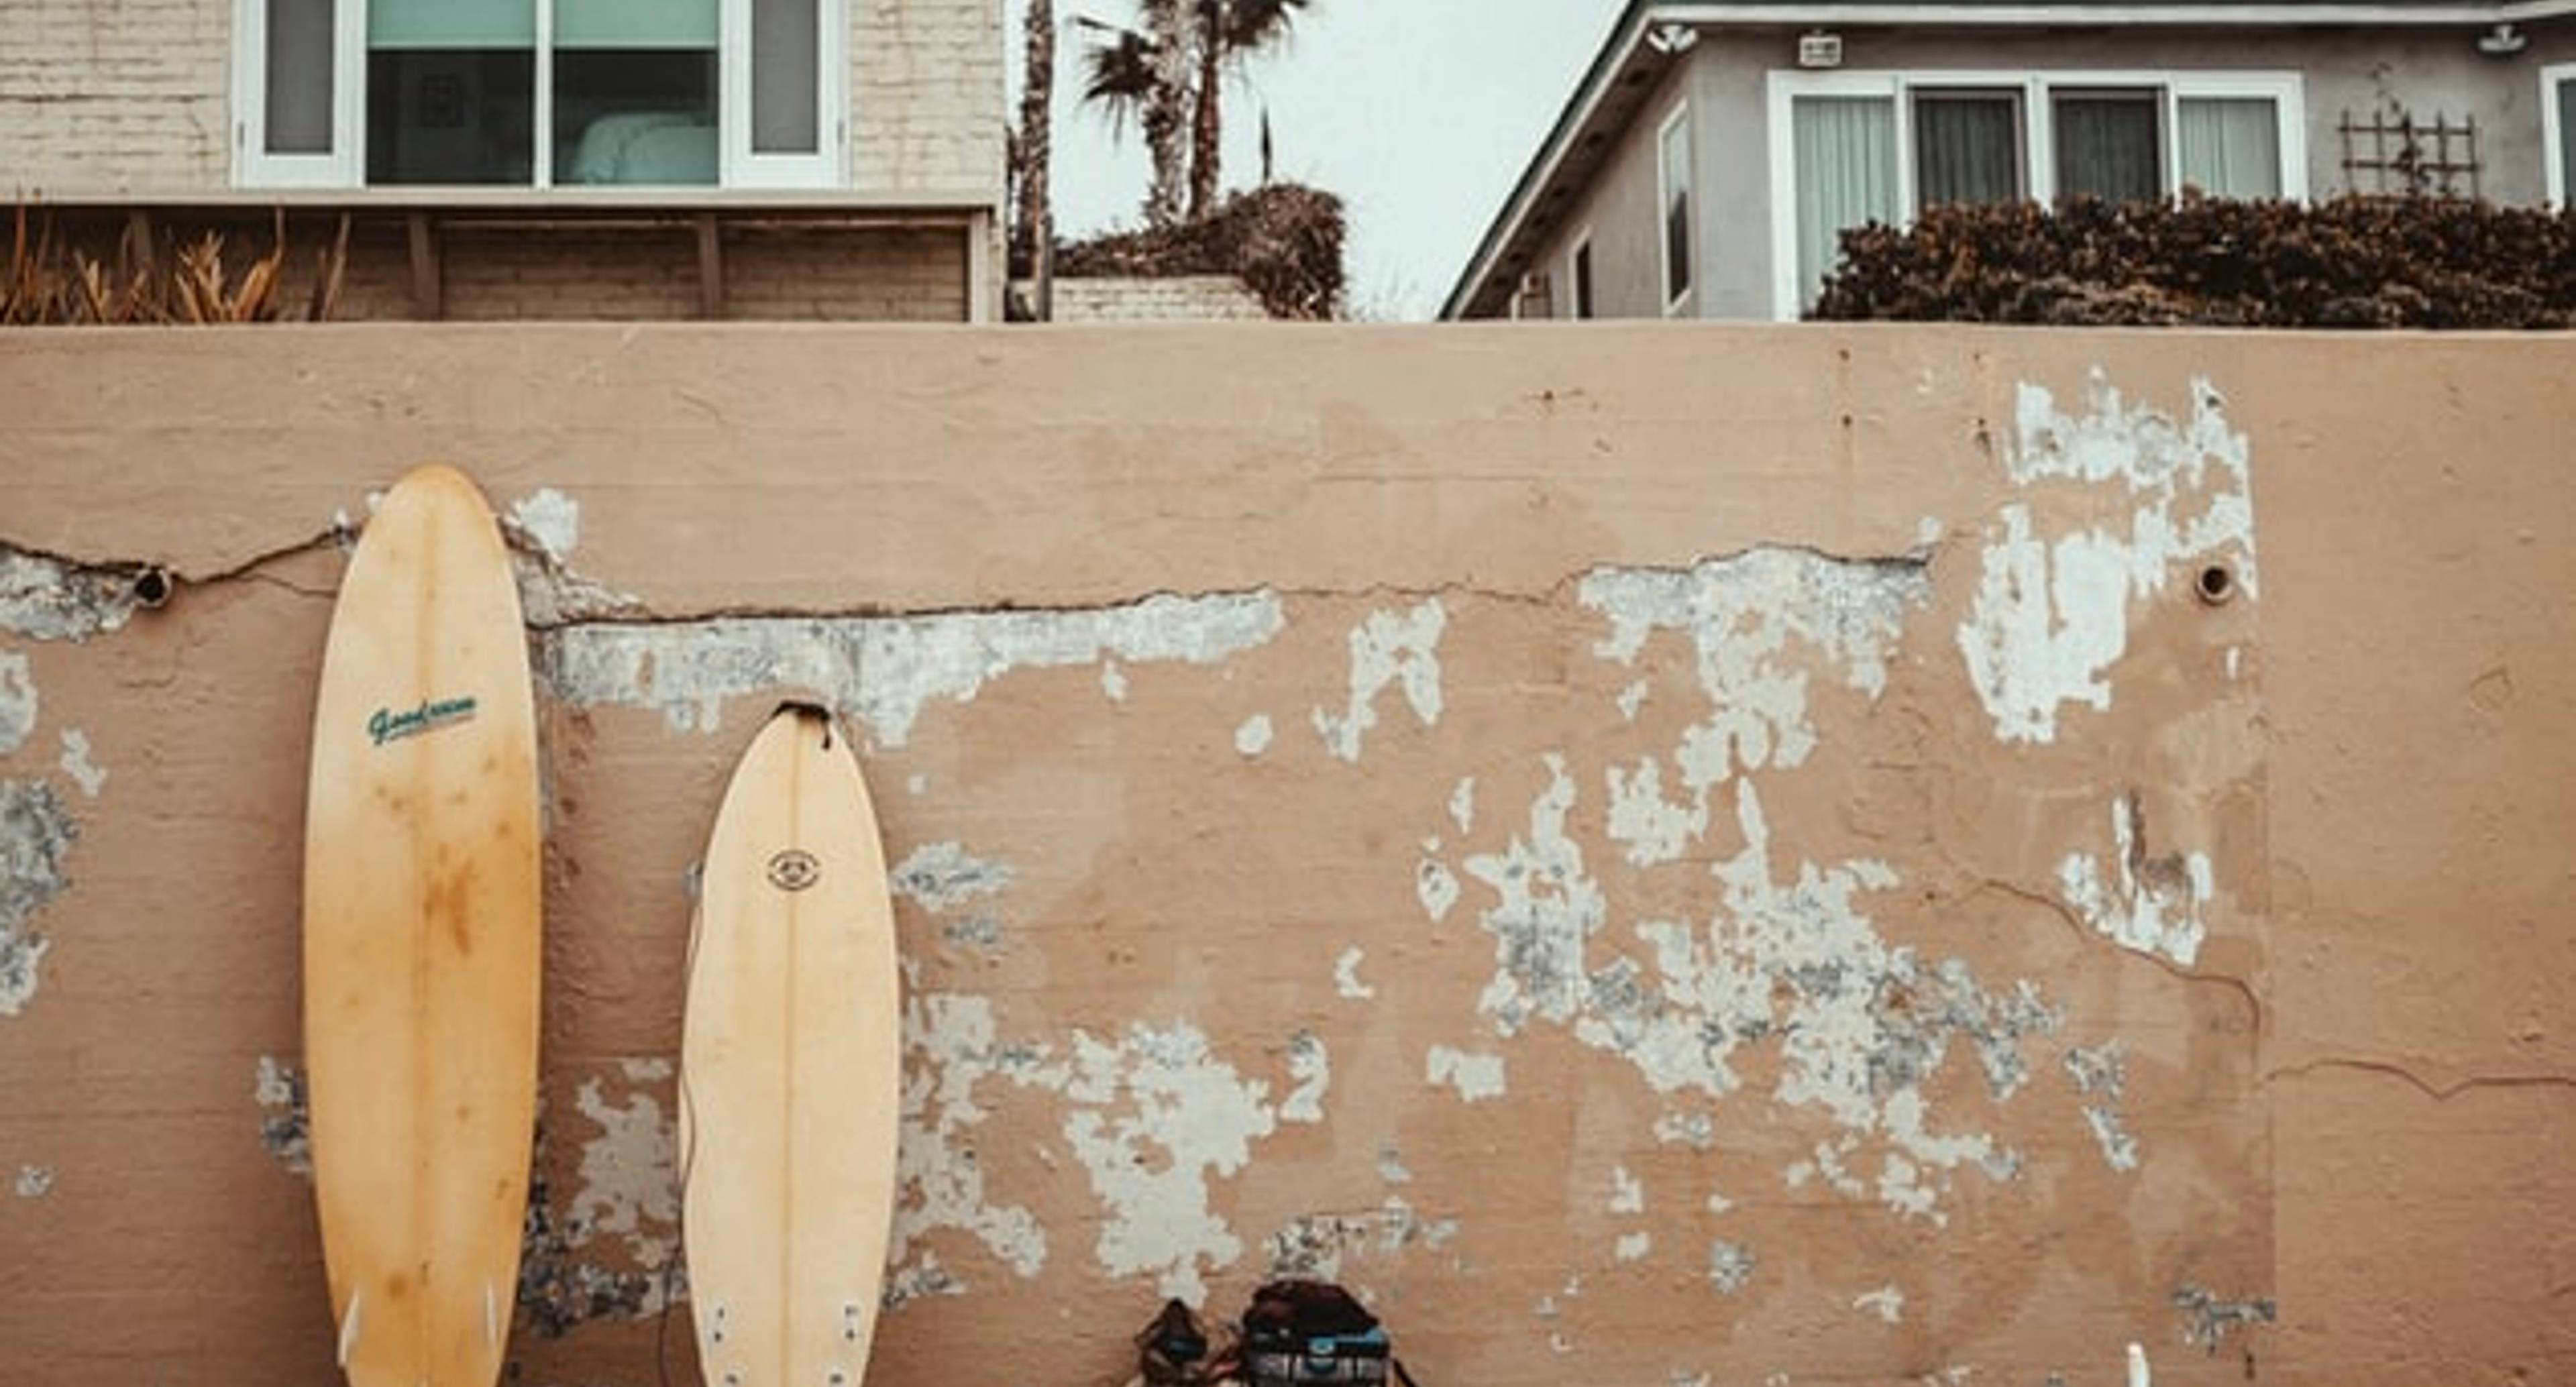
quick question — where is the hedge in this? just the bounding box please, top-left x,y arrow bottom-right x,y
1808,195 -> 2576,329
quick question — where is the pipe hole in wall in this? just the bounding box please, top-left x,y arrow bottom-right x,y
131,566 -> 172,609
2195,562 -> 2236,606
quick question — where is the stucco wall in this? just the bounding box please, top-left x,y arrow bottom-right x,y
0,0 -> 1001,196
0,324 -> 2569,1387
1511,20 -> 2576,321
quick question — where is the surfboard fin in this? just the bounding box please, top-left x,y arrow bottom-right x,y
485,1281 -> 500,1349
336,1291 -> 363,1368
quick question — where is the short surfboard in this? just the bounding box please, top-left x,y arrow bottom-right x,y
682,704 -> 902,1387
303,464 -> 542,1387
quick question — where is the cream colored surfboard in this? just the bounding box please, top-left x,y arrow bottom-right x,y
304,464 -> 541,1387
682,704 -> 902,1387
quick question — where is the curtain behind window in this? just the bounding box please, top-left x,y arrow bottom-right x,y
2561,78 -> 2576,204
2054,93 -> 2160,203
1792,95 -> 1900,309
1915,93 -> 2021,209
2178,97 -> 2282,199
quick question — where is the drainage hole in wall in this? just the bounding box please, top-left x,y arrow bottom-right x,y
132,567 -> 172,608
2195,563 -> 2235,606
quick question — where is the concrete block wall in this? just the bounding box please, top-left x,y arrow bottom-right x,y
727,229 -> 965,320
1,325 -> 2570,1387
1049,274 -> 1277,322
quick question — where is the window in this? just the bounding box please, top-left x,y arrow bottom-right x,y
1767,70 -> 2303,317
1658,101 -> 1693,312
1915,90 -> 2022,209
2545,64 -> 2576,208
1569,235 -> 1595,319
235,0 -> 840,189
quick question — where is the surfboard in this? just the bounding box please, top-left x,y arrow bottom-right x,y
303,463 -> 542,1387
682,704 -> 903,1387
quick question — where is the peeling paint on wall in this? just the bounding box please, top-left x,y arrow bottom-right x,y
894,992 -> 1051,1295
1280,1031 -> 1330,1124
1426,1045 -> 1506,1103
2172,1284 -> 2277,1351
2059,795 -> 2214,968
1615,1231 -> 1652,1262
1416,858 -> 1459,924
1235,714 -> 1273,756
1707,1239 -> 1757,1294
1,779 -> 76,1018
1265,1197 -> 1458,1279
2063,1042 -> 2139,1172
1609,1166 -> 1644,1215
55,730 -> 104,799
1314,599 -> 1446,763
0,651 -> 34,754
1854,1285 -> 1905,1323
254,1055 -> 311,1176
0,550 -> 138,643
544,590 -> 1285,743
1958,374 -> 2256,744
14,1164 -> 53,1198
1448,777 -> 1475,834
890,842 -> 1016,913
565,1059 -> 679,1276
506,488 -> 582,563
1334,948 -> 1373,1000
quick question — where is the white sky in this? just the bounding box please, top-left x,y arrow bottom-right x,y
1019,2 -> 1627,320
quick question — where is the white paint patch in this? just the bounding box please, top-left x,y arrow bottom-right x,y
1707,1239 -> 1757,1294
546,589 -> 1285,743
2063,1041 -> 2140,1171
1958,374 -> 2256,743
2058,797 -> 2212,967
1263,1196 -> 1458,1279
0,551 -> 138,643
1037,1021 -> 1280,1305
1605,756 -> 1705,868
1334,948 -> 1374,1000
1426,1046 -> 1506,1103
1100,660 -> 1128,702
890,842 -> 1015,913
1705,1190 -> 1733,1215
1582,549 -> 1926,792
1448,777 -> 1476,835
1616,679 -> 1649,722
568,1067 -> 678,1271
907,773 -> 928,795
56,730 -> 103,799
1615,1231 -> 1652,1262
1854,1286 -> 1905,1323
507,488 -> 582,562
1609,1165 -> 1645,1215
1463,754 -> 1603,1036
1313,599 -> 1446,763
1280,1032 -> 1330,1124
1416,858 -> 1459,924
892,993 -> 1051,1290
1234,714 -> 1274,757
1377,1146 -> 1413,1185
0,779 -> 76,1019
1654,1111 -> 1715,1150
0,651 -> 34,754
14,1164 -> 53,1198
2226,646 -> 2243,681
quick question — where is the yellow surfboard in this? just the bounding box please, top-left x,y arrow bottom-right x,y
682,704 -> 903,1387
303,464 -> 542,1387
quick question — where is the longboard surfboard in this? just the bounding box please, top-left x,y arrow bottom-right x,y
304,464 -> 542,1387
682,704 -> 902,1387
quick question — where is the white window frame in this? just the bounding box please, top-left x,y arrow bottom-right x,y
231,0 -> 845,190
1656,97 -> 1695,317
231,0 -> 366,187
1764,68 -> 2305,320
1566,227 -> 1595,320
2544,62 -> 2576,209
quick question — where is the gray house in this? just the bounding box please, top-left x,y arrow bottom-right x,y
1442,1 -> 2576,321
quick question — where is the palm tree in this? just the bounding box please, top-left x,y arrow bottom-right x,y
1012,0 -> 1054,278
1187,0 -> 1309,221
1077,0 -> 1311,227
1077,3 -> 1195,229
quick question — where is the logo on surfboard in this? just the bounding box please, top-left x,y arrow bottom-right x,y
368,696 -> 479,746
766,850 -> 820,892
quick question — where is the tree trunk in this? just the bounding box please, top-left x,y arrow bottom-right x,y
1187,1 -> 1222,221
1141,8 -> 1196,229
1011,0 -> 1053,280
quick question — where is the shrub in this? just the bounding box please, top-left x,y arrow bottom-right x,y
1809,195 -> 2576,329
1054,182 -> 1344,320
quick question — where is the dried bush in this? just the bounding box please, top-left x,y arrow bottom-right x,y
1809,195 -> 2576,329
1055,182 -> 1344,319
3,205 -> 349,326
